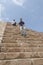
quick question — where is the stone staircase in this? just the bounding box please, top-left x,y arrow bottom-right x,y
0,21 -> 43,65
0,21 -> 7,43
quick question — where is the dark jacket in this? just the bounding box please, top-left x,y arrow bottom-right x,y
19,21 -> 24,26
13,22 -> 16,26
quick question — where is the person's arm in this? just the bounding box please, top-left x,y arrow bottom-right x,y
23,21 -> 25,24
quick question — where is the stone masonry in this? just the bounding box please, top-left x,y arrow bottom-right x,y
0,21 -> 43,65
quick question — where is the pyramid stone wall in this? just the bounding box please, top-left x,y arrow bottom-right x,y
0,21 -> 43,65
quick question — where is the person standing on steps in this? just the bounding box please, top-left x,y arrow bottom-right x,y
12,19 -> 16,26
19,18 -> 26,36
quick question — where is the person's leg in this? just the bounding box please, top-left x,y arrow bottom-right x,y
20,26 -> 23,35
23,26 -> 26,36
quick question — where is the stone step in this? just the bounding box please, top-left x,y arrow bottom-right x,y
2,37 -> 42,39
5,28 -> 19,31
0,52 -> 43,60
0,22 -> 7,43
5,26 -> 16,29
4,28 -> 41,35
0,37 -> 2,40
6,24 -> 18,27
0,58 -> 43,65
3,31 -> 41,37
3,32 -> 42,39
0,35 -> 3,37
3,35 -> 42,39
2,40 -> 17,43
3,33 -> 42,40
3,33 -> 20,35
0,59 -> 31,65
1,41 -> 42,44
2,39 -> 43,43
4,31 -> 19,33
6,25 -> 19,27
4,31 -> 19,34
2,35 -> 41,38
1,43 -> 43,47
3,33 -> 20,37
5,26 -> 19,32
1,47 -> 43,52
2,37 -> 43,41
2,36 -> 23,39
2,35 -> 43,40
2,37 -> 40,40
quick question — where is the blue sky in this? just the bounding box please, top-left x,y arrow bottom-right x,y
0,0 -> 43,32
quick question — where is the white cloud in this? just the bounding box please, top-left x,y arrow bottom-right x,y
12,0 -> 26,6
0,18 -> 2,21
0,4 -> 5,18
5,18 -> 9,21
0,4 -> 2,17
0,0 -> 6,3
